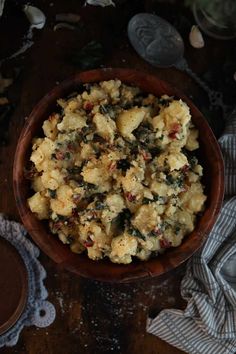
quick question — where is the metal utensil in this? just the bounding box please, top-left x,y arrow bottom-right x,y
128,13 -> 227,118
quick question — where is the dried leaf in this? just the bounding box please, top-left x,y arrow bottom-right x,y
0,97 -> 9,105
55,13 -> 81,23
0,75 -> 13,94
53,23 -> 77,31
71,40 -> 104,69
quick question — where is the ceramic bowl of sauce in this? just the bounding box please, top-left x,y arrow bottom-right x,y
0,237 -> 28,334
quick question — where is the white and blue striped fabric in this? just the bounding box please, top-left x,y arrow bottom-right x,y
147,111 -> 236,354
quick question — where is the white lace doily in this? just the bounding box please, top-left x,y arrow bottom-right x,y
0,214 -> 56,347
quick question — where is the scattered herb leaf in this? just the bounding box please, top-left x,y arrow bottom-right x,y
117,159 -> 130,172
48,189 -> 57,198
71,40 -> 104,70
128,227 -> 146,240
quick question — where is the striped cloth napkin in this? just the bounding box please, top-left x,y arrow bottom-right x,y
147,111 -> 236,354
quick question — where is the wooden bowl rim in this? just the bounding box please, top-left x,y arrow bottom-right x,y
13,68 -> 224,283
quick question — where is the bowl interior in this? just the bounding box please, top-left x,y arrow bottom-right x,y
13,68 -> 224,282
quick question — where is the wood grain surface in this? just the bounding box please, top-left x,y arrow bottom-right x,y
0,0 -> 233,353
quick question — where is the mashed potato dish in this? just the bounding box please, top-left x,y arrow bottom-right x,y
27,79 -> 206,264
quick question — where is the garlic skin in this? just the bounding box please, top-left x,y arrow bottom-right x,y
189,25 -> 204,49
53,23 -> 77,31
85,0 -> 115,7
23,5 -> 46,29
0,0 -> 6,17
55,13 -> 81,23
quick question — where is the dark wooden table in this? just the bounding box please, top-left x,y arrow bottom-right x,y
0,0 -> 235,353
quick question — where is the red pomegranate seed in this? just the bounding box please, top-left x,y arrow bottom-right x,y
182,164 -> 189,173
84,102 -> 94,111
48,113 -> 56,121
67,143 -> 75,152
152,227 -> 162,236
160,238 -> 172,249
55,151 -> 65,160
64,176 -> 70,183
108,161 -> 116,172
126,192 -> 136,202
24,168 -> 37,179
53,221 -> 63,231
169,132 -> 177,139
141,150 -> 152,161
68,217 -> 75,224
168,123 -> 181,139
73,194 -> 81,204
91,210 -> 97,218
72,208 -> 79,217
83,237 -> 94,248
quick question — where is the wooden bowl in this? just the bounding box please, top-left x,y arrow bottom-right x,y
13,68 -> 224,283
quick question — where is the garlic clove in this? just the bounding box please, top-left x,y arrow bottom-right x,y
23,5 -> 46,29
189,25 -> 204,49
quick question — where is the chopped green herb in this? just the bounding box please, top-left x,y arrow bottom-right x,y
65,151 -> 71,160
67,166 -> 82,174
121,102 -> 133,110
149,147 -> 161,158
182,150 -> 198,169
166,174 -> 184,188
118,208 -> 132,228
158,97 -> 173,107
143,195 -> 166,204
78,181 -> 96,191
67,235 -> 75,244
117,159 -> 130,172
189,155 -> 198,169
176,176 -> 184,188
48,189 -> 57,198
95,201 -> 105,210
128,227 -> 145,240
160,220 -> 171,231
55,215 -> 67,221
142,198 -> 152,204
175,225 -> 181,234
81,126 -> 91,143
166,174 -> 175,185
99,104 -> 115,118
87,183 -> 96,190
134,126 -> 152,144
154,195 -> 165,203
